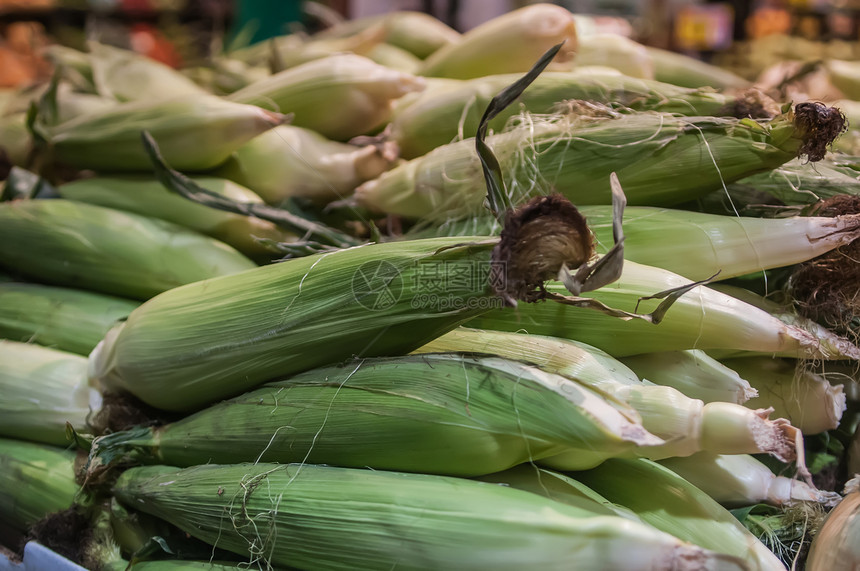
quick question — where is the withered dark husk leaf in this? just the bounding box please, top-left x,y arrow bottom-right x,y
492,193 -> 593,304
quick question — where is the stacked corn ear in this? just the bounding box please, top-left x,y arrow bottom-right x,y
0,199 -> 256,300
564,33 -> 655,78
42,95 -> 287,171
0,282 -> 138,355
620,349 -> 757,405
580,205 -> 860,282
0,340 -> 99,445
357,104 -> 839,222
88,42 -> 208,102
366,43 -> 423,73
805,479 -> 860,571
312,10 -> 460,59
659,453 -> 842,508
725,156 -> 860,206
86,353 -> 659,476
58,175 -> 296,262
111,462 -> 749,570
214,125 -> 396,205
419,4 -> 577,80
416,327 -> 801,462
721,357 -> 847,435
468,260 -> 860,360
89,237 -> 502,412
647,46 -> 751,90
389,70 -> 778,159
0,438 -> 79,533
0,112 -> 30,167
227,54 -> 425,140
567,458 -> 787,570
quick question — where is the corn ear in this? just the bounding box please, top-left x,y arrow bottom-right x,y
314,11 -> 460,59
0,438 -> 79,532
468,260 -> 856,360
581,205 -> 860,282
358,105 -> 837,221
620,350 -> 757,404
659,452 -> 841,508
0,199 -> 256,300
88,237 -> 500,411
0,340 -> 99,445
88,354 -> 658,476
0,112 -> 31,167
647,46 -> 750,90
417,329 -> 800,463
58,176 -> 295,262
390,71 -> 776,159
420,4 -> 577,80
721,357 -> 847,435
0,282 -> 138,355
824,59 -> 860,99
367,43 -> 423,73
568,458 -> 787,571
728,156 -> 860,206
44,95 -> 286,171
214,125 -> 396,205
227,54 -> 425,140
113,462 -> 749,570
88,42 -> 207,102
567,33 -> 654,78
805,479 -> 860,571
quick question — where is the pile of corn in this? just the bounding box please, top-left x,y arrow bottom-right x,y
1,5 -> 860,570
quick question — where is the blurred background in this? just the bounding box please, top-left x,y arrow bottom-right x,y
0,0 -> 858,88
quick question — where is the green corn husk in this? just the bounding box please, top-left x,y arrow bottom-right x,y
567,458 -> 786,571
419,4 -> 577,80
806,481 -> 860,571
579,205 -> 860,282
227,54 -> 425,140
647,47 -> 750,90
313,11 -> 460,59
477,464 -> 643,521
469,260 -> 859,360
88,42 -> 207,102
107,497 -> 243,565
0,112 -> 31,167
213,125 -> 396,205
102,561 -> 247,571
0,282 -> 138,355
567,33 -> 655,78
620,350 -> 757,405
416,328 -> 801,462
0,340 -> 99,445
113,462 -> 749,570
0,199 -> 256,300
659,452 -> 841,508
89,237 -> 504,412
389,71 -> 778,159
824,59 -> 860,100
42,45 -> 96,89
720,357 -> 847,435
43,95 -> 286,172
367,43 -> 423,73
58,176 -> 295,261
87,353 -> 658,476
705,284 -> 860,361
0,438 -> 79,532
51,89 -> 115,125
358,105 -> 836,221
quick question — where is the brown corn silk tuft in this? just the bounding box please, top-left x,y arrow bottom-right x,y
492,193 -> 593,304
793,102 -> 847,162
791,195 -> 860,341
